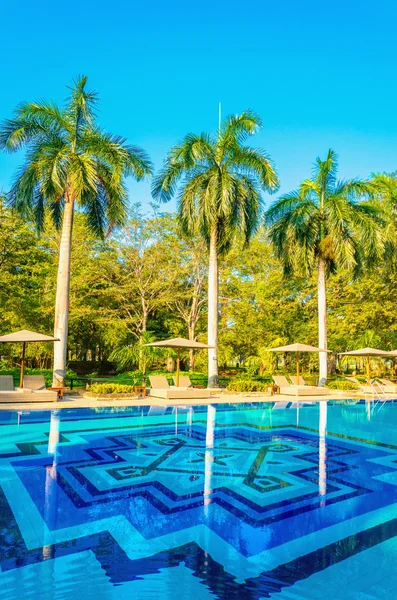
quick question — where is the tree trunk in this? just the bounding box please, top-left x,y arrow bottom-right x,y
188,325 -> 195,371
207,231 -> 219,387
317,257 -> 328,386
52,194 -> 74,387
141,296 -> 148,333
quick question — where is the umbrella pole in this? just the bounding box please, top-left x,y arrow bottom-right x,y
367,355 -> 370,384
296,351 -> 300,384
176,347 -> 180,387
20,342 -> 26,388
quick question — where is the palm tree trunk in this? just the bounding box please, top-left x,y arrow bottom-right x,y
207,230 -> 219,387
317,256 -> 328,386
52,194 -> 74,387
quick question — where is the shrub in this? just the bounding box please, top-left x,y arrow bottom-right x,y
227,378 -> 269,392
89,383 -> 136,395
327,379 -> 358,391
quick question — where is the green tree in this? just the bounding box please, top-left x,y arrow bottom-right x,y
103,209 -> 183,338
0,76 -> 152,386
266,149 -> 383,385
152,111 -> 279,385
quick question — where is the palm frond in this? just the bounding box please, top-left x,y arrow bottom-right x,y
313,149 -> 338,195
152,133 -> 214,203
218,109 -> 262,151
66,75 -> 97,136
266,190 -> 318,224
226,146 -> 279,192
0,118 -> 47,152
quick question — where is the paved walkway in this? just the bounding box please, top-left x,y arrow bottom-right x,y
0,390 -> 361,410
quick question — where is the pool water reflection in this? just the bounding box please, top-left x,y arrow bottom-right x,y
1,400 -> 397,599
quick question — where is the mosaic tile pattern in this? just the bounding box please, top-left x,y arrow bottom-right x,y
1,402 -> 397,598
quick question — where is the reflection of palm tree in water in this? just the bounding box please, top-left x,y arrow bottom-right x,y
204,405 -> 216,512
202,405 -> 216,580
319,402 -> 327,504
43,411 -> 61,561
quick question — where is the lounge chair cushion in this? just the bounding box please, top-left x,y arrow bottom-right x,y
0,376 -> 15,391
174,375 -> 193,387
23,375 -> 46,390
272,375 -> 329,396
149,376 -> 170,389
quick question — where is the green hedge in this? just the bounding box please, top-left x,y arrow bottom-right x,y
327,379 -> 358,390
89,383 -> 136,395
227,378 -> 269,392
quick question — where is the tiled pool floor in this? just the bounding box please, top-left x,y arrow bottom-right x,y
1,401 -> 397,598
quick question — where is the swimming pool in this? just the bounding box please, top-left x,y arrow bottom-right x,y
1,400 -> 397,599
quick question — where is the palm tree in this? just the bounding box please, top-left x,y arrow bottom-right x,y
371,172 -> 397,263
152,110 -> 279,386
0,76 -> 152,386
266,150 -> 383,385
109,331 -> 163,376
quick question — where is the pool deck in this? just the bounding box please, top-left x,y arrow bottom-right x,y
0,389 -> 384,410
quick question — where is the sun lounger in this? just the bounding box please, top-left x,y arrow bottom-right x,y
290,375 -> 308,386
173,375 -> 207,390
149,376 -> 211,399
290,375 -> 329,393
23,376 -> 57,402
173,375 -> 193,387
272,375 -> 329,396
344,377 -> 379,397
0,375 -> 57,403
0,376 -> 26,403
379,379 -> 397,393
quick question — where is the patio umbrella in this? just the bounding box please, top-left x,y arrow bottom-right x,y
144,337 -> 213,386
0,330 -> 59,387
268,343 -> 331,383
338,347 -> 393,383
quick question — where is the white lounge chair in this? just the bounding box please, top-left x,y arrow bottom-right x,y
173,375 -> 193,387
273,375 -> 329,396
149,376 -> 211,399
0,376 -> 25,403
290,375 -> 308,386
23,376 -> 57,402
379,379 -> 397,394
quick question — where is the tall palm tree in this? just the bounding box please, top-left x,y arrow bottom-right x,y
370,172 -> 397,264
0,76 -> 152,386
152,110 -> 279,386
266,150 -> 383,385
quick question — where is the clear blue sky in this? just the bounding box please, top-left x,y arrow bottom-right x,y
2,0 -> 397,212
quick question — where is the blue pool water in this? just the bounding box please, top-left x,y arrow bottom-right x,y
1,401 -> 397,599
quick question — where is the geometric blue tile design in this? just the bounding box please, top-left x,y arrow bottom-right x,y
1,402 -> 397,599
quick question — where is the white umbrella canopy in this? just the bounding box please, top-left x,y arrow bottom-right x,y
268,343 -> 331,381
338,347 -> 393,357
145,337 -> 212,349
0,329 -> 59,387
338,347 -> 393,382
144,337 -> 213,386
268,343 -> 329,353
